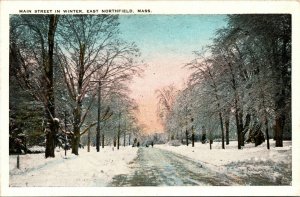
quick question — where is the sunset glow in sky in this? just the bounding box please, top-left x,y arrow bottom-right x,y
119,15 -> 227,133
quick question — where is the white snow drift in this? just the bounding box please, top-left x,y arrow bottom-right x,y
156,140 -> 292,185
9,146 -> 138,187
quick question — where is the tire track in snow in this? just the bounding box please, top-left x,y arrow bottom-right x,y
109,147 -> 243,186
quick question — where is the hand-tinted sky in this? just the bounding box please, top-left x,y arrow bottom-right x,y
118,15 -> 227,133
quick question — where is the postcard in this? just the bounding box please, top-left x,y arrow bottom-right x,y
1,0 -> 300,196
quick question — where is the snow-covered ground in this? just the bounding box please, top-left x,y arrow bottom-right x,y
156,140 -> 292,185
9,141 -> 292,187
9,146 -> 138,187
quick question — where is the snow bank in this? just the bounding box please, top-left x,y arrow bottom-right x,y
156,140 -> 292,185
156,140 -> 291,166
9,146 -> 138,187
28,146 -> 45,153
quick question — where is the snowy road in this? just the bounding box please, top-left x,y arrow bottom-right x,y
110,147 -> 245,186
9,143 -> 291,186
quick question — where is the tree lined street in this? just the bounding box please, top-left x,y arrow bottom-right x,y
8,14 -> 292,187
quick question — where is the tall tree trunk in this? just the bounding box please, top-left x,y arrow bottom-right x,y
261,89 -> 270,150
181,129 -> 184,144
225,114 -> 230,145
96,81 -> 102,151
117,132 -> 120,150
64,111 -> 67,156
87,128 -> 90,152
274,27 -> 290,147
208,67 -> 225,149
227,61 -> 241,149
123,122 -> 126,147
72,105 -> 81,155
102,133 -> 104,148
123,130 -> 126,147
128,133 -> 131,146
191,118 -> 194,147
71,43 -> 85,155
218,111 -> 225,149
239,111 -> 245,146
234,108 -> 242,149
233,93 -> 242,149
45,15 -> 59,158
274,65 -> 286,148
45,118 -> 55,158
117,112 -> 121,150
71,134 -> 80,155
45,119 -> 55,158
191,128 -> 195,147
185,129 -> 188,146
113,137 -> 116,147
265,118 -> 270,149
275,115 -> 284,147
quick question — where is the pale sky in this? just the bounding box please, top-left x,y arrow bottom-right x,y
118,15 -> 227,133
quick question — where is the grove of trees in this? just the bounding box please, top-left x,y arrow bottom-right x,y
9,14 -> 144,157
156,14 -> 291,150
9,14 -> 292,158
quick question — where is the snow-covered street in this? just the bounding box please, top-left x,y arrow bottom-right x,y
9,140 -> 292,187
110,141 -> 291,186
110,147 -> 242,186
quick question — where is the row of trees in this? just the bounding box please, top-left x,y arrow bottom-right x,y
157,14 -> 291,149
9,14 -> 144,157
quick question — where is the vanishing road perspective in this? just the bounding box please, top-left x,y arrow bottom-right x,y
110,147 -> 291,186
111,148 -> 234,186
8,13 -> 292,189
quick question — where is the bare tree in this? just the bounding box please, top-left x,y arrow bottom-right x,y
187,51 -> 226,149
56,15 -> 142,155
156,84 -> 178,139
